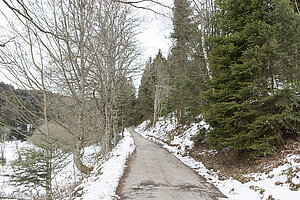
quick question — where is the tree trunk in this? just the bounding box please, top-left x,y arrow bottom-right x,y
73,140 -> 91,175
192,0 -> 212,79
43,89 -> 52,200
45,149 -> 52,200
200,0 -> 212,80
104,100 -> 111,160
73,76 -> 92,175
153,85 -> 158,126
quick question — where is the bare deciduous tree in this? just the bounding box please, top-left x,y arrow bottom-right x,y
0,0 -> 140,181
0,22 -> 55,198
1,0 -> 140,171
153,55 -> 169,125
191,0 -> 214,79
91,0 -> 140,158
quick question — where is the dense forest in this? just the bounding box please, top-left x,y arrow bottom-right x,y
0,0 -> 299,198
0,82 -> 44,140
136,0 -> 300,156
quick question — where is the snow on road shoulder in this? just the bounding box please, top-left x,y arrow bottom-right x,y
135,117 -> 300,200
74,128 -> 135,200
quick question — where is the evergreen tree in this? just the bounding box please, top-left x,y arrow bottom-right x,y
0,83 -> 43,140
136,51 -> 170,124
164,0 -> 210,125
203,0 -> 300,155
117,77 -> 136,128
9,147 -> 69,196
10,148 -> 48,190
136,58 -> 156,123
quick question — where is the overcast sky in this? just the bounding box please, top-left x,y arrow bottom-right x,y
136,0 -> 173,60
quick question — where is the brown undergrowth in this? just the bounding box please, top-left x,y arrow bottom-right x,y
189,137 -> 300,183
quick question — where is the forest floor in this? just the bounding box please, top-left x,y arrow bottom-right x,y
117,128 -> 225,200
191,137 -> 300,184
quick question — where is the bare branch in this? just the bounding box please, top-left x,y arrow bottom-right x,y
0,37 -> 15,47
295,0 -> 300,14
113,0 -> 172,9
113,0 -> 172,17
1,0 -> 62,38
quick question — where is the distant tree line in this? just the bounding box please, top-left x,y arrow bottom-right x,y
0,82 -> 43,140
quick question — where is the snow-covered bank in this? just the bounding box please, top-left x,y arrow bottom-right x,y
0,129 -> 135,200
0,141 -> 33,198
74,128 -> 135,200
0,140 -> 101,199
135,118 -> 300,200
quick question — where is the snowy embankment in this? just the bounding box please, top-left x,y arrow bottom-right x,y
74,129 -> 135,200
0,128 -> 135,199
135,117 -> 300,200
0,141 -> 33,197
0,140 -> 100,199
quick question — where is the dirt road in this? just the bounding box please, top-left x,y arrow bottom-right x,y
117,128 -> 226,200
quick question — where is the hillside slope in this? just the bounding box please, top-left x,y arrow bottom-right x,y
135,117 -> 300,200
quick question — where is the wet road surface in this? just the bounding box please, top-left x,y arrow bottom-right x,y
117,128 -> 226,200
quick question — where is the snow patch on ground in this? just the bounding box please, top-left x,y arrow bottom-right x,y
74,128 -> 135,200
135,116 -> 208,154
0,141 -> 34,197
53,145 -> 102,198
0,140 -> 102,199
0,128 -> 135,200
135,117 -> 300,200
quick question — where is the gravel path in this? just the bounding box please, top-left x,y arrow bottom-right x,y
117,128 -> 226,200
